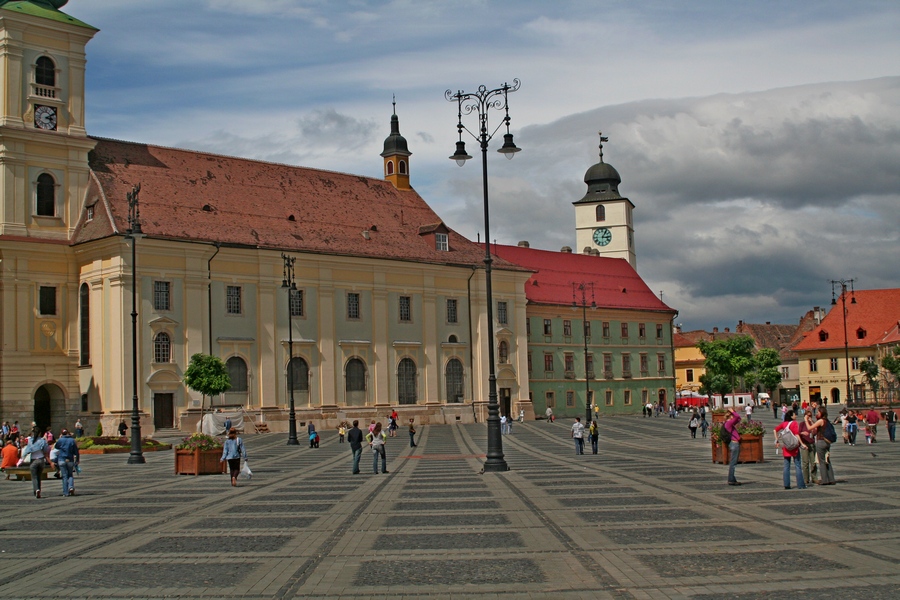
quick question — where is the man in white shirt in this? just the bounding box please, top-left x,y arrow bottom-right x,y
571,417 -> 585,455
744,402 -> 754,422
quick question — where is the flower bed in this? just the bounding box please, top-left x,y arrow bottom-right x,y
78,437 -> 172,454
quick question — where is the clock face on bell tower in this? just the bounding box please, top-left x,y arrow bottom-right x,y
592,227 -> 612,246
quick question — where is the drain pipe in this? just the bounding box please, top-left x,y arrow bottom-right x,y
466,265 -> 477,423
201,242 -> 220,432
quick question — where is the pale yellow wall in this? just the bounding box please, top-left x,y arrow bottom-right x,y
574,199 -> 635,266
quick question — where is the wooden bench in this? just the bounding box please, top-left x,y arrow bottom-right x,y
3,467 -> 50,481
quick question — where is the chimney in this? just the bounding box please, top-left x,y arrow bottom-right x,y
724,327 -> 730,333
766,321 -> 771,325
713,327 -> 719,333
517,241 -> 530,248
560,246 -> 572,253
583,247 -> 592,255
738,320 -> 743,331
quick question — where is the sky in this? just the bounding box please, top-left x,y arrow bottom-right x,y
66,0 -> 900,331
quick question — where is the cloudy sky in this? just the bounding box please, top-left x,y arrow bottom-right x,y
69,0 -> 900,331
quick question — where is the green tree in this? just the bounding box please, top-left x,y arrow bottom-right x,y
859,358 -> 881,404
183,353 -> 231,403
749,347 -> 783,399
881,346 -> 900,405
698,335 -> 756,404
699,371 -> 730,401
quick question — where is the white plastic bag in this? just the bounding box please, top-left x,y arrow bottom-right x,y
240,460 -> 252,480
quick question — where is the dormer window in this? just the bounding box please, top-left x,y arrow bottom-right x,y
86,205 -> 94,221
435,233 -> 448,251
819,330 -> 829,342
856,327 -> 866,339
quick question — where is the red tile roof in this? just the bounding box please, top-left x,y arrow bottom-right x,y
792,288 -> 900,351
73,137 -> 522,270
488,244 -> 675,314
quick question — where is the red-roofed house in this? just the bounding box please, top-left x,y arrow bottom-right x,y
792,288 -> 900,405
490,242 -> 677,416
0,5 -> 530,434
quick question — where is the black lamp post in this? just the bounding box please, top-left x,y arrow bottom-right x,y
282,253 -> 300,445
126,184 -> 145,464
831,278 -> 856,406
446,80 -> 521,473
573,282 -> 596,424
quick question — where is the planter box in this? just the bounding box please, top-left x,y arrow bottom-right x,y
711,412 -> 728,424
175,448 -> 226,475
711,434 -> 765,464
80,443 -> 172,455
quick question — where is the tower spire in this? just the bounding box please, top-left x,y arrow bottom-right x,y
381,96 -> 412,190
598,131 -> 609,163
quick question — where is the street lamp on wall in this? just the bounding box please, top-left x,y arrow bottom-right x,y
573,282 -> 596,424
126,183 -> 145,464
446,80 -> 521,473
282,253 -> 300,446
831,278 -> 856,405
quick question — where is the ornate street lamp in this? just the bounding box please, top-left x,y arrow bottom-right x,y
831,278 -> 856,405
126,184 -> 145,464
282,253 -> 300,445
446,80 -> 521,472
573,282 -> 596,424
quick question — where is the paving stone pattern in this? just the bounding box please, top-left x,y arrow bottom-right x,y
0,409 -> 898,599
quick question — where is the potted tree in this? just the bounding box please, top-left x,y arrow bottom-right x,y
183,353 -> 231,433
710,419 -> 766,464
174,432 -> 225,475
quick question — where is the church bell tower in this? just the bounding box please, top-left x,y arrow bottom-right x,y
380,98 -> 412,190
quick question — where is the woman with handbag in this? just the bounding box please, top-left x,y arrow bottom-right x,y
24,428 -> 50,498
220,428 -> 247,487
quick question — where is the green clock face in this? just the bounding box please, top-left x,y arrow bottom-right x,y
593,227 -> 612,247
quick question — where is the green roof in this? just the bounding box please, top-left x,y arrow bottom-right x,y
0,1 -> 97,30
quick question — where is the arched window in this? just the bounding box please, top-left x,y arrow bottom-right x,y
346,358 -> 366,392
386,160 -> 394,175
398,358 -> 417,405
289,356 -> 309,392
226,356 -> 248,392
445,358 -> 464,403
153,332 -> 171,363
399,160 -> 407,174
657,388 -> 667,404
79,283 -> 90,366
36,56 -> 55,87
448,334 -> 458,343
595,205 -> 605,222
498,340 -> 509,364
36,173 -> 55,216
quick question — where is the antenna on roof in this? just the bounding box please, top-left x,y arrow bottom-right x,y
598,131 -> 609,163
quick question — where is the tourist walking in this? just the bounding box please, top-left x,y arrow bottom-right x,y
118,420 -> 127,436
806,407 -> 836,485
408,418 -> 417,447
338,424 -> 346,443
366,422 -> 388,474
700,414 -> 709,438
723,408 -> 743,486
347,420 -> 363,474
688,413 -> 699,439
885,409 -> 896,442
774,411 -> 806,490
846,410 -> 859,445
571,417 -> 585,455
220,427 -> 247,487
545,407 -> 554,422
864,408 -> 880,443
588,420 -> 599,454
24,428 -> 50,498
74,419 -> 84,439
54,429 -> 79,497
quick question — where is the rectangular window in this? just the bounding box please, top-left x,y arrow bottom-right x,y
543,353 -> 554,372
39,285 -> 56,316
781,366 -> 789,378
624,390 -> 632,405
399,295 -> 411,322
226,285 -> 242,315
563,320 -> 572,337
86,205 -> 94,221
605,390 -> 613,406
640,354 -> 649,375
545,391 -> 555,408
639,323 -> 646,339
525,318 -> 531,336
347,292 -> 360,319
809,359 -> 818,372
657,354 -> 666,374
566,391 -> 575,407
435,232 -> 449,251
564,352 -> 575,373
153,281 -> 170,311
446,298 -> 458,324
543,319 -> 552,336
603,352 -> 612,374
602,322 -> 610,337
830,357 -> 839,371
497,301 -> 508,325
686,368 -> 694,382
621,322 -> 629,338
586,353 -> 594,376
584,320 -> 591,340
622,354 -> 631,374
290,289 -> 304,317
642,389 -> 649,404
656,323 -> 664,340
851,356 -> 859,370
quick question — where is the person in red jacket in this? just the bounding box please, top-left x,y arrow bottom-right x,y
775,410 -> 807,489
865,409 -> 881,443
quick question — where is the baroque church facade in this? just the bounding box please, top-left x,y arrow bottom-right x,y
0,2 -> 532,435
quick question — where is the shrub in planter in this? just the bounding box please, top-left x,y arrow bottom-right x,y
175,433 -> 225,475
95,422 -> 103,437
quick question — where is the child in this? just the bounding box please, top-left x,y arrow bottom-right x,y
338,424 -> 345,443
700,415 -> 709,438
864,423 -> 872,445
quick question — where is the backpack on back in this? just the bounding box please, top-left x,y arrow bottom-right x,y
777,425 -> 800,451
823,421 -> 838,443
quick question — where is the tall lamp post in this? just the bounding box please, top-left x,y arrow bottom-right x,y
446,80 -> 521,472
126,184 -> 145,464
573,282 -> 596,424
831,278 -> 856,406
282,253 -> 300,445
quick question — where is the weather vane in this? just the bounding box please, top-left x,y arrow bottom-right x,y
598,131 -> 609,163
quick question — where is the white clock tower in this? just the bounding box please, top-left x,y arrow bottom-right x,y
573,133 -> 636,268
